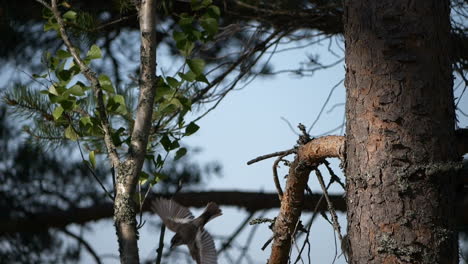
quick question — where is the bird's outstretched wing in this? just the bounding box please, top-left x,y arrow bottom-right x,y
192,229 -> 217,264
152,198 -> 194,232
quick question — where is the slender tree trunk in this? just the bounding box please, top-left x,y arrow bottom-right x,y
114,1 -> 157,263
344,0 -> 459,263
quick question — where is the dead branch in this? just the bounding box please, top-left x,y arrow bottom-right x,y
249,134 -> 344,264
272,154 -> 289,200
314,168 -> 344,252
296,135 -> 344,162
247,149 -> 296,165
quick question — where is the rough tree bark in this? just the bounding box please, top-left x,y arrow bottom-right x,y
344,0 -> 459,263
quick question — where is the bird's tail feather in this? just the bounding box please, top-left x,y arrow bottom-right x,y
200,202 -> 222,224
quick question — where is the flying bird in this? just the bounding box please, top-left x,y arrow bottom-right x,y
152,198 -> 222,264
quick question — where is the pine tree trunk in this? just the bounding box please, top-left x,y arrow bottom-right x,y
344,0 -> 459,263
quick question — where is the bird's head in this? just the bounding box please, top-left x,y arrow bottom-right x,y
170,233 -> 183,249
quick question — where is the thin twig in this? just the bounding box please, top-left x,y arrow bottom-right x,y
35,0 -> 52,10
314,168 -> 344,249
219,211 -> 256,253
94,14 -> 138,32
308,79 -> 344,134
18,69 -> 49,90
323,160 -> 345,190
261,236 -> 274,251
273,154 -> 289,200
280,117 -> 300,136
77,140 -> 114,201
289,220 -> 305,264
61,228 -> 103,264
294,180 -> 333,264
155,224 -> 166,264
236,210 -> 267,264
247,149 -> 296,165
293,169 -> 341,264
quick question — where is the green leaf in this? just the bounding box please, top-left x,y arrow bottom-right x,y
32,73 -> 48,79
185,122 -> 199,136
179,16 -> 193,27
196,74 -> 210,84
63,10 -> 77,21
86,44 -> 102,60
152,172 -> 167,184
176,40 -> 194,57
171,139 -> 180,150
201,17 -> 218,35
139,171 -> 150,185
65,125 -> 79,141
89,151 -> 96,168
52,105 -> 64,120
42,8 -> 53,19
187,59 -> 205,75
67,84 -> 85,96
201,0 -> 213,6
98,74 -> 114,93
48,85 -> 60,96
160,135 -> 172,152
178,96 -> 192,111
175,147 -> 187,160
192,0 -> 212,10
107,95 -> 127,114
166,77 -> 180,89
44,20 -> 59,32
167,98 -> 183,108
56,69 -> 72,83
183,27 -> 202,41
60,99 -> 75,111
155,82 -> 173,101
56,50 -> 72,59
80,116 -> 92,128
178,71 -> 196,82
155,154 -> 164,168
111,127 -> 125,146
160,135 -> 180,151
173,31 -> 186,42
112,94 -> 128,114
207,5 -> 221,17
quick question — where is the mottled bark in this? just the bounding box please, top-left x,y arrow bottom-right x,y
113,0 -> 157,263
344,0 -> 459,263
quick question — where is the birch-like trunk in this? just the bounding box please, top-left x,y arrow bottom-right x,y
114,1 -> 157,263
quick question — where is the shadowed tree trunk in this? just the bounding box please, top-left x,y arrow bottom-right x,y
344,0 -> 459,263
